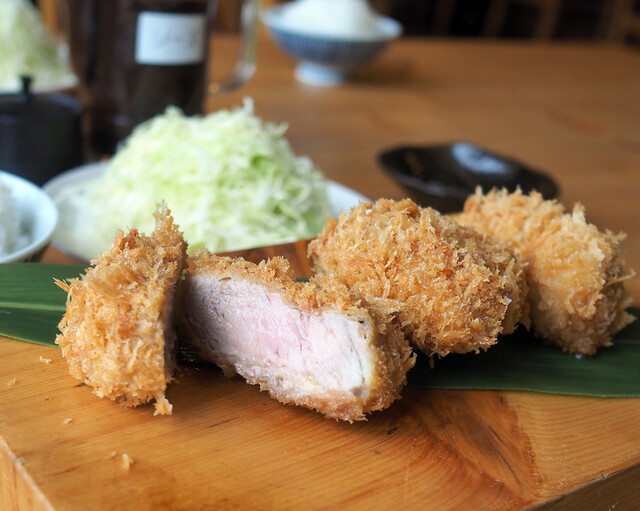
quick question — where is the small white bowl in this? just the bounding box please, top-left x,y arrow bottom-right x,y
0,170 -> 58,263
261,5 -> 402,86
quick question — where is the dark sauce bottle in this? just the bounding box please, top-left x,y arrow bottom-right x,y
64,0 -> 211,155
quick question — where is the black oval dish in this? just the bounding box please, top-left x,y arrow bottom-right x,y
377,142 -> 559,213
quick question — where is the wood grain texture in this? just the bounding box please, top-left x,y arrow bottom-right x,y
3,35 -> 640,510
2,327 -> 640,510
3,241 -> 640,510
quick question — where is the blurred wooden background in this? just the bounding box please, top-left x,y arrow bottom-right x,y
36,0 -> 640,45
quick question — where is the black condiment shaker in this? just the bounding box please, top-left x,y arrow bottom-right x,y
0,76 -> 84,185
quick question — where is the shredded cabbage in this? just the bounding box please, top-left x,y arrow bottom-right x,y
0,0 -> 75,91
70,100 -> 331,256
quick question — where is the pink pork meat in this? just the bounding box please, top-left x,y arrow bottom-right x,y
177,252 -> 414,421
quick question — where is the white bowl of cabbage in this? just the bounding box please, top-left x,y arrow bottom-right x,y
0,170 -> 58,263
44,100 -> 369,262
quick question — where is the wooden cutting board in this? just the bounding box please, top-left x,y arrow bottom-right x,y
2,241 -> 640,511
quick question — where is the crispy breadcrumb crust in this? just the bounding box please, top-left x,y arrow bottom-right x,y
458,188 -> 636,355
177,251 -> 415,421
56,205 -> 188,414
308,199 -> 529,357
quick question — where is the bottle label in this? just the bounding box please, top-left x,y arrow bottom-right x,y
135,12 -> 207,65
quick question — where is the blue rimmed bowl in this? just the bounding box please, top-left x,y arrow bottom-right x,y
261,5 -> 402,86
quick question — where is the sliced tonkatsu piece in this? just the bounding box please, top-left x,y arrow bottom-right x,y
458,187 -> 635,355
308,198 -> 529,357
177,252 -> 414,421
56,205 -> 188,415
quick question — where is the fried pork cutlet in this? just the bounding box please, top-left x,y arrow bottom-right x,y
176,252 -> 415,422
307,198 -> 529,357
458,188 -> 635,355
56,205 -> 188,415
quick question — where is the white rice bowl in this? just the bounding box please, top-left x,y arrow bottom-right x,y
0,171 -> 58,263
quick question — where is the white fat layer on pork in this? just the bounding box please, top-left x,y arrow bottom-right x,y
185,275 -> 376,399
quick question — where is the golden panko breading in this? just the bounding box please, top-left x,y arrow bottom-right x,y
308,198 -> 529,357
177,252 -> 415,421
56,205 -> 188,415
458,188 -> 635,355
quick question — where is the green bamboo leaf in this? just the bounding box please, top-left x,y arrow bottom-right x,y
0,263 -> 86,346
1,263 -> 638,397
409,310 -> 640,397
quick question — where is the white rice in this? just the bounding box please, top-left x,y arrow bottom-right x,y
276,0 -> 384,39
0,178 -> 27,256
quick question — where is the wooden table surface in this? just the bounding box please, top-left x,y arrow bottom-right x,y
2,34 -> 640,510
